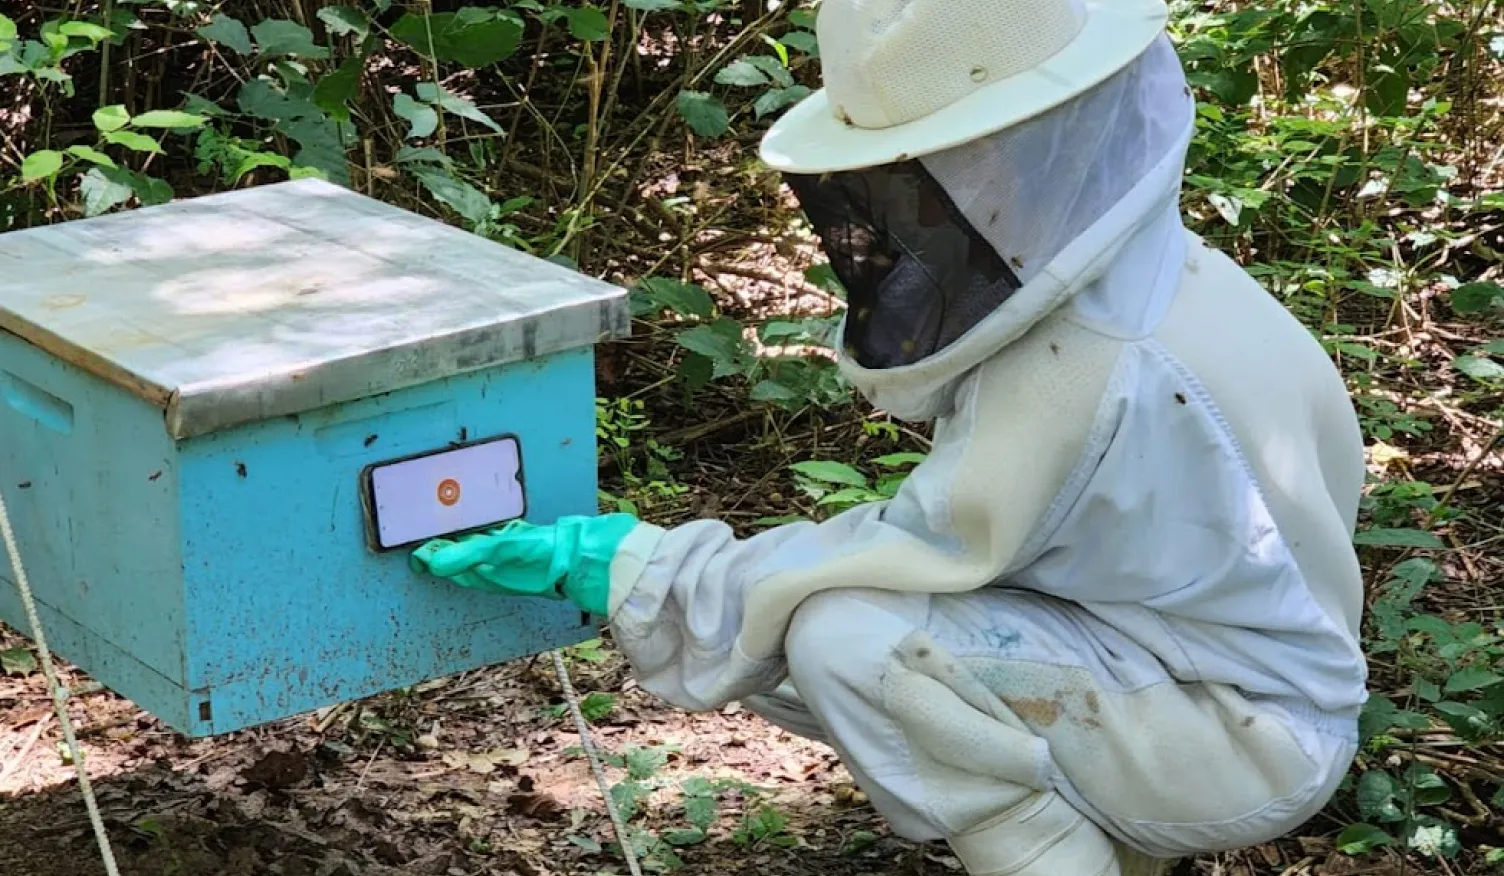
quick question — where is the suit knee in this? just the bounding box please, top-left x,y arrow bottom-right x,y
783,588 -> 925,694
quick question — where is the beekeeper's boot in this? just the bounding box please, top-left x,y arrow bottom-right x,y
947,788 -> 1121,876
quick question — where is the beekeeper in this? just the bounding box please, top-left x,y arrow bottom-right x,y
411,0 -> 1371,873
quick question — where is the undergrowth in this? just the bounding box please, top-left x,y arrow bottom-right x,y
2,0 -> 1503,872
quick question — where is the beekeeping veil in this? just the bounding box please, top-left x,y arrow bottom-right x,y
760,0 -> 1194,414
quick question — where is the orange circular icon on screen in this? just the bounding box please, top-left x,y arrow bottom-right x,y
437,478 -> 461,506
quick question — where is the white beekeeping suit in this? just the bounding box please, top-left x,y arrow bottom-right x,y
598,0 -> 1370,873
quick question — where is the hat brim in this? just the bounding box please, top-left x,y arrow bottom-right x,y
758,0 -> 1169,174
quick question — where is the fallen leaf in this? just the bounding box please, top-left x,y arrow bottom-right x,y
242,749 -> 309,790
507,790 -> 564,819
441,747 -> 529,774
1,647 -> 37,676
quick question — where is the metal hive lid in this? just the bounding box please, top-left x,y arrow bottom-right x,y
0,178 -> 629,439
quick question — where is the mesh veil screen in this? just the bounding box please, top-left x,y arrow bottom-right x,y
786,161 -> 1021,370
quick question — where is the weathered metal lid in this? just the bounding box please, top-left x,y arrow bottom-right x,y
0,178 -> 630,439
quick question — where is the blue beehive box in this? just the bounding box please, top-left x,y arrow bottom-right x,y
0,178 -> 629,737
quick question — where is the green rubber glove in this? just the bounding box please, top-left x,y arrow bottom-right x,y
409,513 -> 639,617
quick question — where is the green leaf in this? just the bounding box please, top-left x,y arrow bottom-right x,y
623,0 -> 681,9
1432,700 -> 1492,737
58,21 -> 116,42
409,166 -> 491,226
715,59 -> 771,87
131,173 -> 174,207
873,452 -> 927,468
92,104 -> 130,132
750,380 -> 799,402
676,91 -> 729,138
567,7 -> 611,41
0,647 -> 37,675
1453,355 -> 1504,383
684,795 -> 717,831
1405,765 -> 1453,806
634,277 -> 714,319
1355,770 -> 1404,822
1444,667 -> 1504,693
676,323 -> 747,371
579,691 -> 615,722
746,55 -> 794,87
1451,282 -> 1504,314
754,86 -> 811,120
393,93 -> 439,139
779,30 -> 818,56
1353,528 -> 1445,548
313,57 -> 363,123
129,110 -> 207,130
317,6 -> 371,40
230,152 -> 292,183
415,83 -> 502,134
197,13 -> 253,55
80,166 -> 136,217
663,826 -> 708,846
790,460 -> 867,487
105,130 -> 163,154
0,14 -> 17,48
21,150 -> 64,182
396,145 -> 453,167
1414,676 -> 1441,702
66,145 -> 115,167
1335,823 -> 1394,855
624,745 -> 671,779
251,19 -> 330,59
390,9 -> 524,69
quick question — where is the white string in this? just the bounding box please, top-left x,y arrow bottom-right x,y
0,484 -> 121,876
550,648 -> 644,876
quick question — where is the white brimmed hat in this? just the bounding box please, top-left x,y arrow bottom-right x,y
759,0 -> 1170,174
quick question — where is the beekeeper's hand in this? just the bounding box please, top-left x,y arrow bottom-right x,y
409,513 -> 639,617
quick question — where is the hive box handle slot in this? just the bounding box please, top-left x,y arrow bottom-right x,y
1,371 -> 75,434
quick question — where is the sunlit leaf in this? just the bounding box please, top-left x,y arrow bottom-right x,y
92,104 -> 130,132
66,145 -> 115,167
58,21 -> 116,43
129,110 -> 207,129
80,166 -> 135,216
21,150 -> 63,181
